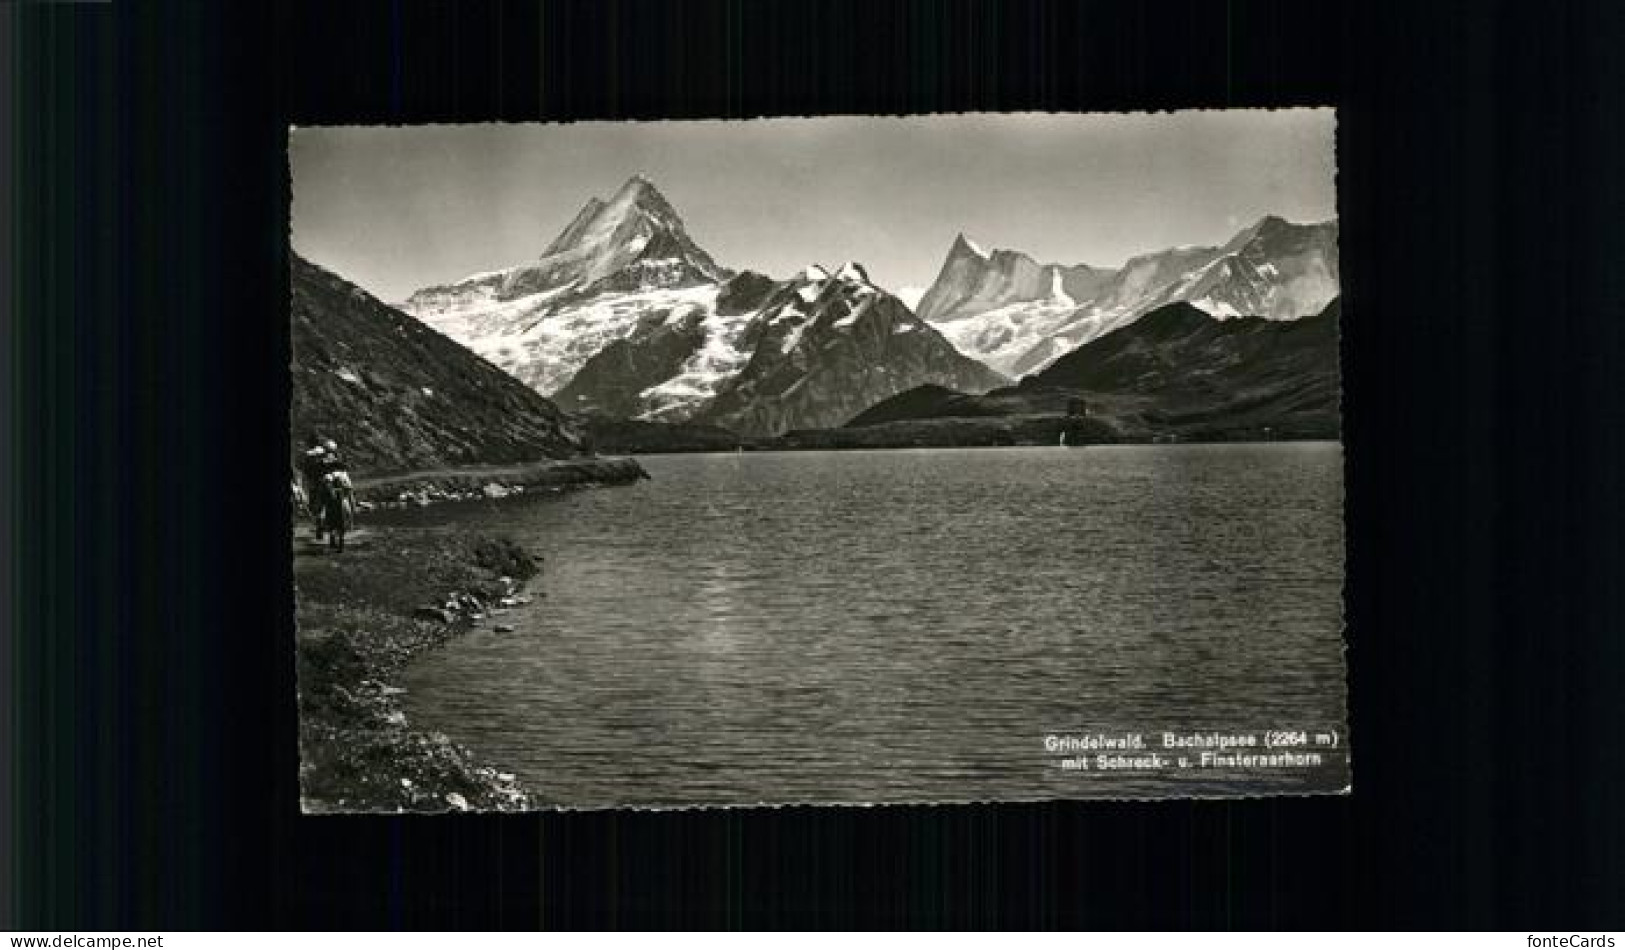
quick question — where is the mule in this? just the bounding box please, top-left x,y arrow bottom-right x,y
319,471 -> 355,553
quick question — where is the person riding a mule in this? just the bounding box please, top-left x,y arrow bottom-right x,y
315,439 -> 355,552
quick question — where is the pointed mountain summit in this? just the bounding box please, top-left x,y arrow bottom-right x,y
948,232 -> 988,261
495,173 -> 729,299
549,174 -> 687,256
405,174 -> 729,311
399,175 -> 734,395
1220,213 -> 1300,254
913,234 -> 1111,375
916,235 -> 1107,326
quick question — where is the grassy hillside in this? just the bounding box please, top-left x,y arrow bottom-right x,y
291,255 -> 586,474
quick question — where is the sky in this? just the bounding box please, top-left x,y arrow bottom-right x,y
290,110 -> 1336,304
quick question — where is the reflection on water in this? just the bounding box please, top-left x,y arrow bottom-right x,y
385,444 -> 1349,806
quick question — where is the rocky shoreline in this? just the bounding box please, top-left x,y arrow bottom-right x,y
355,455 -> 649,508
296,456 -> 649,813
295,526 -> 555,813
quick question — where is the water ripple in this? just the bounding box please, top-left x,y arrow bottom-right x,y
393,444 -> 1348,806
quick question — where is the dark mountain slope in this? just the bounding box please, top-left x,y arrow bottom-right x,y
847,298 -> 1342,442
1030,298 -> 1340,399
290,254 -> 584,474
845,383 -> 1014,427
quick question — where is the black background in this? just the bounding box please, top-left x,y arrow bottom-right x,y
6,0 -> 1624,929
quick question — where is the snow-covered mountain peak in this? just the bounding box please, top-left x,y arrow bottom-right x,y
616,172 -> 658,195
799,264 -> 831,282
403,174 -> 728,318
600,174 -> 682,226
540,174 -> 689,262
950,232 -> 988,261
915,234 -> 1072,326
834,261 -> 871,284
1222,214 -> 1334,255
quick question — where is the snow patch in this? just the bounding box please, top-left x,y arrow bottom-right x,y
638,306 -> 756,415
926,297 -> 1084,376
778,322 -> 809,354
411,283 -> 720,395
1046,268 -> 1075,306
1193,299 -> 1242,319
452,267 -> 512,285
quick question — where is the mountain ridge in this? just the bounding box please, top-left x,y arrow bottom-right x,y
391,175 -> 1335,438
918,216 -> 1339,377
399,176 -> 1004,436
290,253 -> 585,474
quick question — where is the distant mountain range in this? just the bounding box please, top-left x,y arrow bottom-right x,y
916,216 -> 1340,377
848,297 -> 1342,444
399,176 -> 1001,436
324,174 -> 1348,444
290,254 -> 584,473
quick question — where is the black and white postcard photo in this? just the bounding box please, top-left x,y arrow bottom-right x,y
289,110 -> 1347,812
16,0 -> 1625,932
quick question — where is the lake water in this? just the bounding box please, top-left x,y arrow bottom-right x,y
386,444 -> 1349,807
